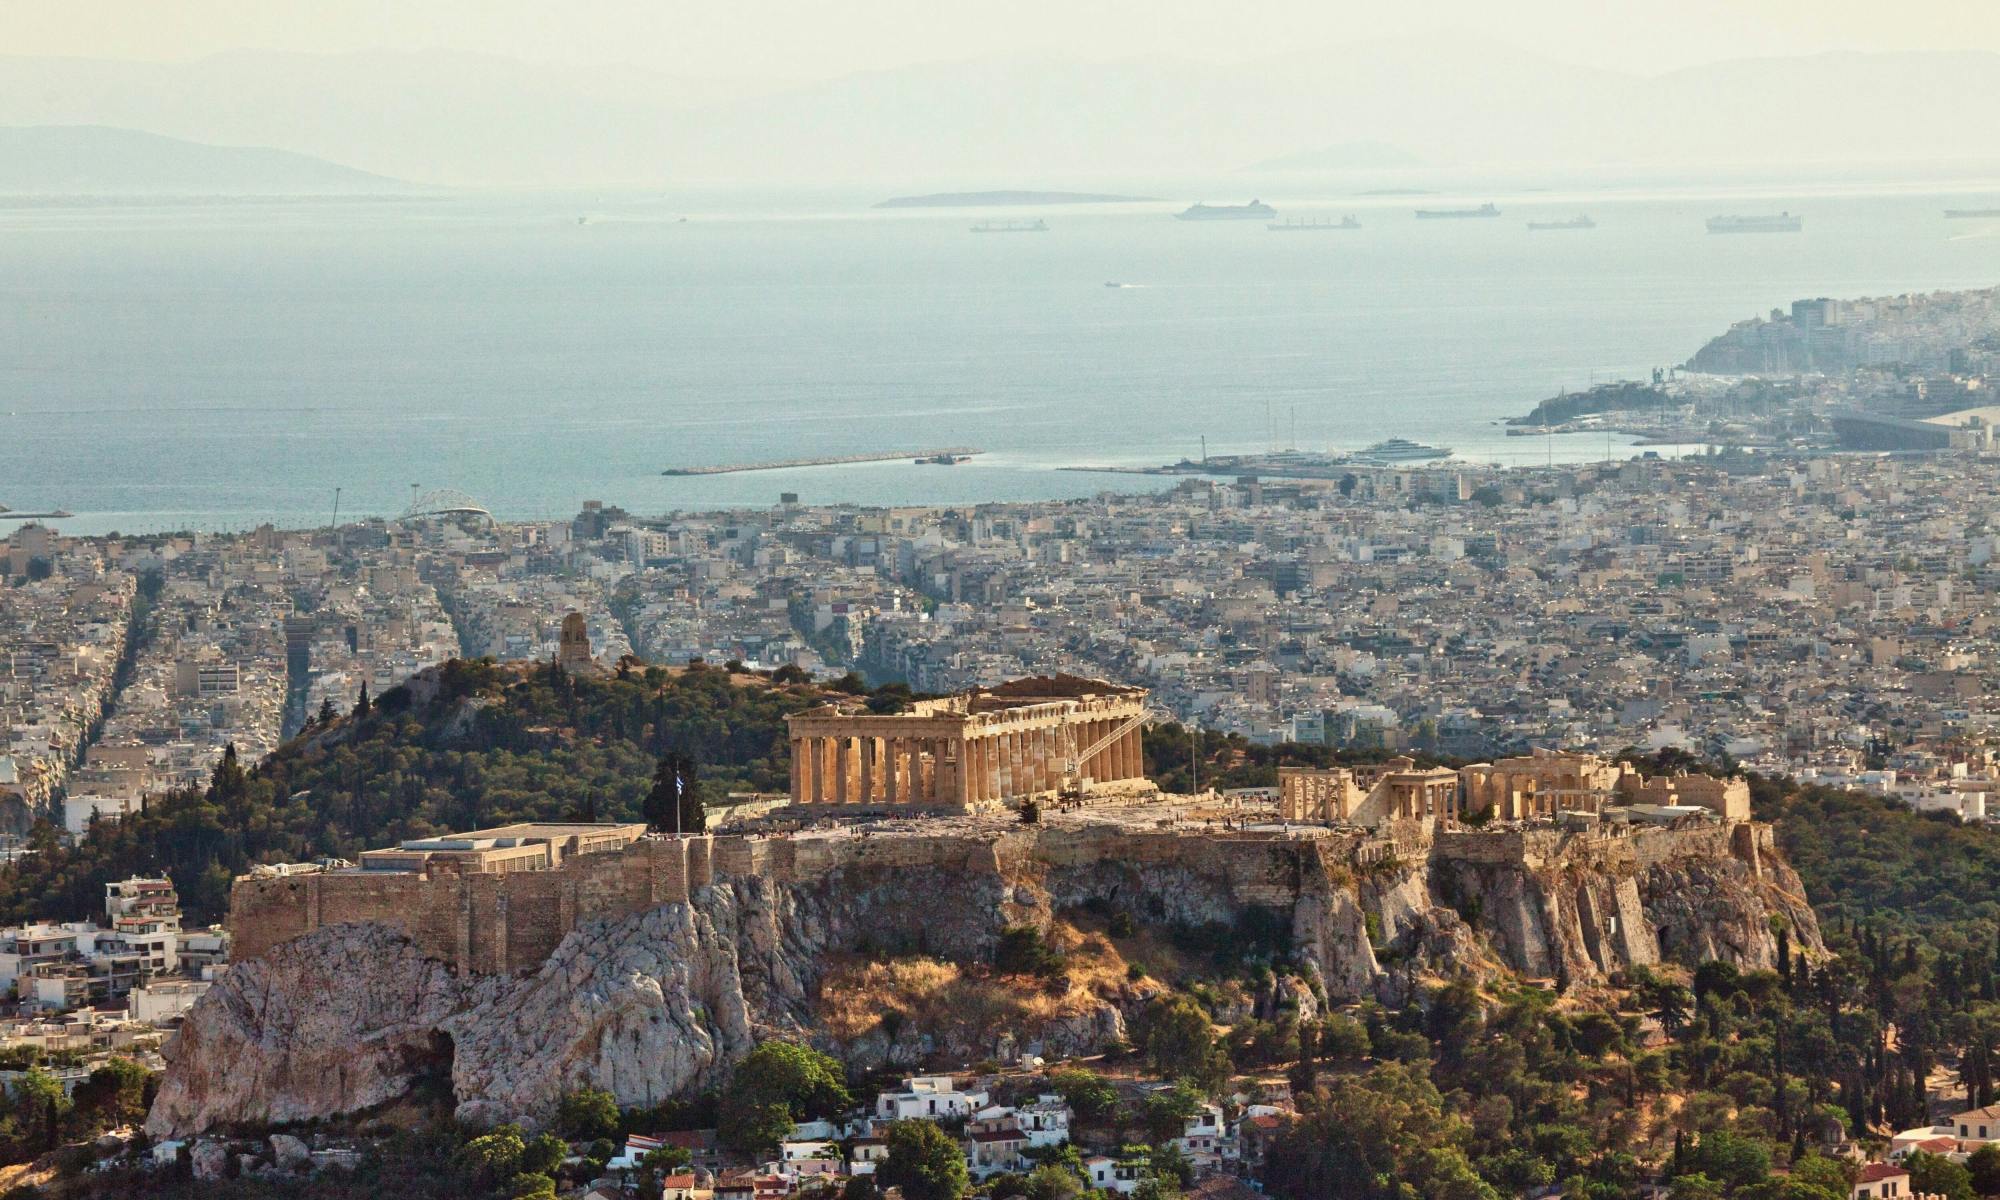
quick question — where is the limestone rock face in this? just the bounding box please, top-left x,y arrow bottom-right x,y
445,895 -> 761,1126
150,822 -> 1824,1138
146,922 -> 462,1138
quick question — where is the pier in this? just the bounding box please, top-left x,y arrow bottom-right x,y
662,448 -> 982,476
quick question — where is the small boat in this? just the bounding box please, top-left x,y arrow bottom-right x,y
1528,215 -> 1595,231
1268,216 -> 1361,232
971,219 -> 1049,233
916,453 -> 971,465
1104,281 -> 1129,289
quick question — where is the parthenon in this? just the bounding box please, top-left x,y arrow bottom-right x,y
784,676 -> 1152,811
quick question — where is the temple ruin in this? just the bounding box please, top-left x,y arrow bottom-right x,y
784,675 -> 1152,811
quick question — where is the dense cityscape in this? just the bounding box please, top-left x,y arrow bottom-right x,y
1,23 -> 1999,1189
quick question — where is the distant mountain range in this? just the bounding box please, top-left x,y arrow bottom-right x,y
3,41 -> 2000,186
0,125 -> 408,193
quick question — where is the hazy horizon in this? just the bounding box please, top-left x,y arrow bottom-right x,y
13,0 -> 2000,82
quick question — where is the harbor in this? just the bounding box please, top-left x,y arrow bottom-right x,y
662,448 -> 983,476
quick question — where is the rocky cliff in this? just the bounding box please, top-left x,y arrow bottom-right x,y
148,818 -> 1821,1138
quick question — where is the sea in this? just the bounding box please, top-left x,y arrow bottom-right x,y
4,170 -> 2000,535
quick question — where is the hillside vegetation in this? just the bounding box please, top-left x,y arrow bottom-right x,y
0,659 -> 820,924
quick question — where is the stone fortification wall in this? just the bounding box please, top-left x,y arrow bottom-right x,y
226,818 -> 1785,979
231,836 -> 713,971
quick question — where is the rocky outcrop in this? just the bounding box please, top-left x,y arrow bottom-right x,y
149,820 -> 1823,1138
148,922 -> 461,1137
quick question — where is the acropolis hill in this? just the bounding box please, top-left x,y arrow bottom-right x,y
154,674 -> 1820,1137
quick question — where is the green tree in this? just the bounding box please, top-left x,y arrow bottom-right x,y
719,1041 -> 852,1153
1682,1131 -> 1769,1192
844,1177 -> 879,1200
505,1171 -> 558,1199
877,1119 -> 970,1200
644,752 -> 706,834
1048,1069 -> 1119,1126
1788,1154 -> 1853,1197
1141,1082 -> 1204,1143
1263,1061 -> 1472,1200
555,1086 -> 622,1142
1907,1151 -> 1975,1200
1136,995 -> 1214,1080
457,1125 -> 528,1189
1133,1179 -> 1181,1200
70,1057 -> 150,1132
1024,1163 -> 1083,1200
1151,1142 -> 1195,1189
520,1131 -> 568,1176
1967,1143 -> 2000,1197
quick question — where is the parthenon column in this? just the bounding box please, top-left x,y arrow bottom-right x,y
952,738 -> 972,809
806,737 -> 824,802
982,733 -> 1000,802
833,737 -> 851,804
884,738 -> 902,805
859,736 -> 877,805
790,738 -> 803,801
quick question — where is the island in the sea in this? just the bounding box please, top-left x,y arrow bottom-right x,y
874,189 -> 1157,208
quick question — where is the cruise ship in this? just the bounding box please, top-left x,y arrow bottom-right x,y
1415,203 -> 1500,219
1268,216 -> 1360,231
1707,213 -> 1803,234
1528,215 -> 1595,231
1175,200 -> 1276,221
1352,438 -> 1451,464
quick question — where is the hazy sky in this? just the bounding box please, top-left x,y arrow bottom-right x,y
8,0 -> 2000,81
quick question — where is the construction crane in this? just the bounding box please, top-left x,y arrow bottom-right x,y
1053,704 -> 1177,806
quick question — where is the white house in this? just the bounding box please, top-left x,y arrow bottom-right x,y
1085,1154 -> 1149,1196
875,1075 -> 988,1121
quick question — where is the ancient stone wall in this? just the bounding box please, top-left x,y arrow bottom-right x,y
231,837 -> 713,970
227,818 -> 1781,977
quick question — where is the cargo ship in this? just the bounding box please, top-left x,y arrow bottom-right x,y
1707,213 -> 1802,234
1945,208 -> 2000,219
1268,216 -> 1360,231
1352,438 -> 1451,464
971,219 -> 1049,233
1415,203 -> 1499,219
1527,215 -> 1595,231
1175,200 -> 1276,221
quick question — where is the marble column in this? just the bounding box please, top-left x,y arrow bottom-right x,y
833,737 -> 851,804
984,733 -> 1002,801
884,738 -> 902,805
860,736 -> 877,805
790,738 -> 803,802
960,732 -> 976,808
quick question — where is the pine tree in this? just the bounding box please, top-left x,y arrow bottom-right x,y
354,682 -> 371,719
317,696 -> 339,726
